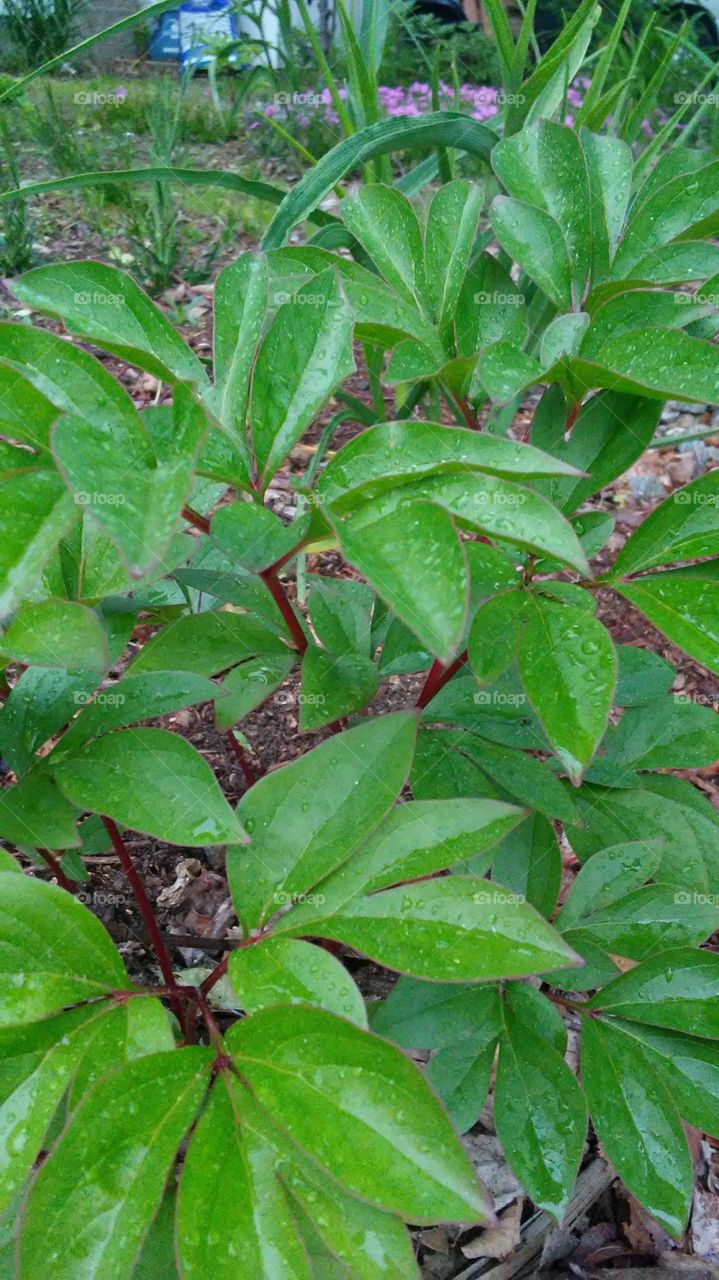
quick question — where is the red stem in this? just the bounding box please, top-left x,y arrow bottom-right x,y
37,847 -> 76,893
416,651 -> 468,710
200,951 -> 229,997
101,818 -> 182,1016
182,504 -> 211,534
226,732 -> 256,787
260,567 -> 308,653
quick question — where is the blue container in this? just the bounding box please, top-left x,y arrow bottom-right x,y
149,9 -> 181,60
178,0 -> 239,69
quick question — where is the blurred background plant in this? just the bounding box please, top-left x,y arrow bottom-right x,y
0,0 -> 718,288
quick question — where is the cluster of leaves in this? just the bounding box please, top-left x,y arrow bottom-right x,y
2,112 -> 719,1272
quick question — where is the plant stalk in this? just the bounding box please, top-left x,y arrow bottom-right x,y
101,817 -> 182,1015
260,567 -> 308,653
416,651 -> 468,710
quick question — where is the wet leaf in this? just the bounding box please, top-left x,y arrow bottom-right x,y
52,727 -> 248,847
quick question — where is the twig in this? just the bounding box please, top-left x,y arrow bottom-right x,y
101,817 -> 182,1017
226,732 -> 256,787
36,847 -> 77,893
416,651 -> 468,710
260,567 -> 308,653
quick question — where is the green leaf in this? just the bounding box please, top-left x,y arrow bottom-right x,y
51,727 -> 248,847
613,156 -> 719,277
211,501 -> 309,575
468,590 -> 528,686
588,947 -> 719,1037
495,1009 -> 586,1219
318,421 -> 582,514
518,596 -> 616,784
580,129 -> 633,277
19,1048 -> 211,1280
465,738 -> 576,824
614,570 -> 711,675
530,389 -> 661,513
479,341 -> 543,405
568,778 -> 719,892
491,197 -> 572,312
229,937 -> 367,1026
617,1022 -> 719,1140
179,1075 -> 420,1279
307,575 -> 374,657
455,253 -> 527,357
227,1004 -> 493,1224
427,1026 -> 498,1135
54,671 -> 219,757
557,841 -> 663,931
250,269 -> 355,486
370,978 -> 500,1051
0,469 -> 78,621
261,114 -> 495,250
341,185 -> 428,311
580,1015 -> 692,1238
129,609 -> 291,676
493,122 -> 591,305
0,998 -> 172,1213
0,874 -> 129,1026
612,471 -> 719,577
229,712 -> 417,931
0,364 -> 58,454
616,570 -> 719,673
425,180 -> 484,345
52,393 -> 206,577
0,851 -> 18,873
0,771 -> 80,850
335,499 -> 468,664
178,1080 -> 314,1280
14,263 -> 207,386
601,696 -> 719,771
279,797 -> 526,931
280,1131 -> 418,1279
296,876 -> 579,982
215,653 -> 295,729
0,600 -> 109,673
504,983 -> 567,1053
0,322 -> 138,435
491,813 -> 562,918
298,646 -> 380,730
564,886 -> 719,962
569,328 -> 719,404
211,252 -> 267,449
615,644 -> 674,706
